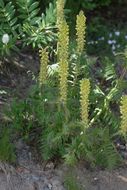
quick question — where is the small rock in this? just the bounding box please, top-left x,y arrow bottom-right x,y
32,175 -> 40,181
92,177 -> 99,185
116,143 -> 126,151
121,151 -> 127,159
48,183 -> 52,190
43,184 -> 51,190
45,162 -> 54,170
15,139 -> 24,149
52,179 -> 60,187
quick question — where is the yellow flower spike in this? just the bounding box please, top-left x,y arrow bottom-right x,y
120,95 -> 127,136
76,10 -> 86,54
57,20 -> 69,104
39,48 -> 49,85
58,20 -> 69,60
59,60 -> 68,103
80,79 -> 90,128
56,0 -> 65,27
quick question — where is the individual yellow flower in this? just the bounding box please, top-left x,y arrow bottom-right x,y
39,48 -> 49,85
57,20 -> 69,103
80,79 -> 90,127
76,10 -> 86,54
56,0 -> 65,27
120,95 -> 127,136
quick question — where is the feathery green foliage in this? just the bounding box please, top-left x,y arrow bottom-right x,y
0,127 -> 16,163
17,0 -> 57,48
16,0 -> 40,22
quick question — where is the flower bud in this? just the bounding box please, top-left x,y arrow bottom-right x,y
2,34 -> 9,44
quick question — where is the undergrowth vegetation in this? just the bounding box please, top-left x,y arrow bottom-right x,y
0,0 -> 56,56
1,0 -> 127,171
64,170 -> 83,190
0,125 -> 16,163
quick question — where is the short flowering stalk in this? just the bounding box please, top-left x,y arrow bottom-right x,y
39,48 -> 49,85
76,11 -> 86,54
2,34 -> 9,44
58,20 -> 69,104
56,0 -> 65,27
120,95 -> 127,136
80,79 -> 90,128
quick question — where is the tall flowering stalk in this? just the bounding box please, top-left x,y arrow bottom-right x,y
39,48 -> 49,85
58,20 -> 69,104
120,95 -> 127,136
80,79 -> 90,128
56,0 -> 65,27
73,11 -> 86,86
76,10 -> 86,54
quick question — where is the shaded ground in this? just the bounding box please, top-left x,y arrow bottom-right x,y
0,52 -> 127,190
76,164 -> 127,190
0,139 -> 65,190
0,144 -> 127,190
0,51 -> 39,120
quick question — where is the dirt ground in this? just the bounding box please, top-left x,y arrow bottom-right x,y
0,150 -> 127,190
0,52 -> 127,190
76,164 -> 127,190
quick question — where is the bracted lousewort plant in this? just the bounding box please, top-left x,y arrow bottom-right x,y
58,20 -> 69,104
